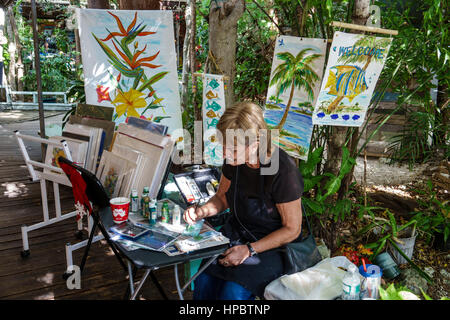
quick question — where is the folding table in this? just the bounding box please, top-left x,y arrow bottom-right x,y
99,206 -> 228,300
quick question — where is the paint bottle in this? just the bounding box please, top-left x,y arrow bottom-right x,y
142,196 -> 150,219
130,189 -> 139,213
161,201 -> 169,223
172,204 -> 181,225
140,186 -> 149,217
149,199 -> 157,225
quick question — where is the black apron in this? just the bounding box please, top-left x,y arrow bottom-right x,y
202,165 -> 287,297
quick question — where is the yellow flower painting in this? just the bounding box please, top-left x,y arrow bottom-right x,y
112,89 -> 146,118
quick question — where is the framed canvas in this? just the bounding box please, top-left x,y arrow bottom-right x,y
111,144 -> 147,195
75,103 -> 114,121
44,136 -> 88,175
126,116 -> 168,136
98,150 -> 137,198
113,123 -> 174,198
63,123 -> 104,172
68,115 -> 115,149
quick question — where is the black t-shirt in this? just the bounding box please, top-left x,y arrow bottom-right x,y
221,147 -> 304,204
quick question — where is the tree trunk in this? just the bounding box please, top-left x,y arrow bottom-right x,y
70,1 -> 82,66
88,0 -> 110,9
188,0 -> 199,121
335,0 -> 370,199
119,0 -> 160,10
275,80 -> 295,130
4,6 -> 16,91
5,6 -> 23,93
181,1 -> 194,111
327,96 -> 345,113
208,0 -> 245,107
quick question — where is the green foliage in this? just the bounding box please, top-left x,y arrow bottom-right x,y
380,283 -> 449,300
410,180 -> 450,243
379,283 -> 419,300
387,110 -> 437,168
377,0 -> 449,166
23,52 -> 75,92
300,146 -> 356,223
361,209 -> 433,284
234,1 -> 277,104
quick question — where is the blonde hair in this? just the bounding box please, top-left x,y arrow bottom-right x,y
216,101 -> 273,157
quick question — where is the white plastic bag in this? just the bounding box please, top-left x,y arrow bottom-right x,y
264,256 -> 357,300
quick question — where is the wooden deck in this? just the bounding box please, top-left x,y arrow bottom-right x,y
0,115 -> 192,300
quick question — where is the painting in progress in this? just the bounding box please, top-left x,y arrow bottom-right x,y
202,74 -> 225,166
264,36 -> 326,160
78,9 -> 183,135
312,31 -> 392,127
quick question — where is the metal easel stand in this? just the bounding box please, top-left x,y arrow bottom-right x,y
126,254 -> 220,300
15,131 -> 103,276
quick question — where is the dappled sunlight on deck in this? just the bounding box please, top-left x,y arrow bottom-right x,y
2,182 -> 28,198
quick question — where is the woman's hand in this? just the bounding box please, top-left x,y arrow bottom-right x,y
218,245 -> 250,267
183,205 -> 208,225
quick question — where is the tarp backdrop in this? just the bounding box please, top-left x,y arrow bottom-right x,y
264,36 -> 326,160
78,9 -> 183,135
312,31 -> 392,127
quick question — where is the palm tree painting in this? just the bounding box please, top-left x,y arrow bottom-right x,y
270,48 -> 322,129
264,36 -> 326,159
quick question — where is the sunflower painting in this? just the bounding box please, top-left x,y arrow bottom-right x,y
78,9 -> 183,134
312,32 -> 392,127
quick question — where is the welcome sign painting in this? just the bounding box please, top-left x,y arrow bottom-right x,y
78,9 -> 183,135
264,36 -> 326,160
312,32 -> 392,127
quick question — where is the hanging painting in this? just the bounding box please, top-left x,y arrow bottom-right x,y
202,74 -> 225,166
77,9 -> 183,135
312,31 -> 392,126
264,36 -> 326,160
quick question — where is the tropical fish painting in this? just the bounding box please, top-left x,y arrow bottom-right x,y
202,74 -> 225,166
313,32 -> 392,127
264,36 -> 326,160
77,9 -> 183,134
207,78 -> 220,90
206,110 -> 219,118
205,90 -> 219,100
206,100 -> 222,112
207,118 -> 219,129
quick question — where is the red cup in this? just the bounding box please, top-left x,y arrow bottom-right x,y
110,197 -> 130,224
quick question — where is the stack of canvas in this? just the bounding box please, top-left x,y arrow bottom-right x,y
105,122 -> 175,199
62,123 -> 105,172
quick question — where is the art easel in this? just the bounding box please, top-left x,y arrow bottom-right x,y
15,131 -> 102,276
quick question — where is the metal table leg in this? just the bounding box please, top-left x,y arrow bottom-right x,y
130,269 -> 151,300
174,254 -> 219,300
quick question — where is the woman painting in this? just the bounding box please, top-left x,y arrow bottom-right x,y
183,102 -> 305,300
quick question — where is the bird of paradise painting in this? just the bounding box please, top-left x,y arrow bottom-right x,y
77,9 -> 182,134
264,36 -> 326,160
312,31 -> 392,127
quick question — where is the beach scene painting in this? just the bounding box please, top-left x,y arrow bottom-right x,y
78,9 -> 183,135
312,31 -> 392,127
264,36 -> 326,159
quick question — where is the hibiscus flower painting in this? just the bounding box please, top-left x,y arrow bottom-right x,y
78,9 -> 183,134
